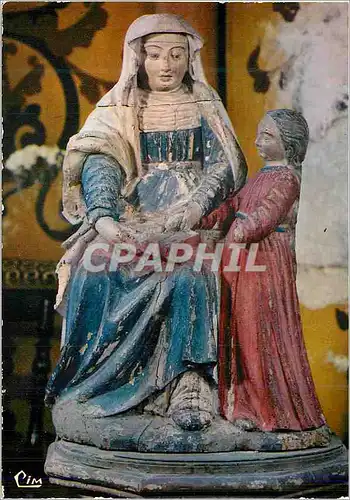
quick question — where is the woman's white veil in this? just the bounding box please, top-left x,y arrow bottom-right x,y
97,14 -> 208,106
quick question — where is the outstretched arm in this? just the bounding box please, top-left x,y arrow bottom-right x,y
200,194 -> 238,231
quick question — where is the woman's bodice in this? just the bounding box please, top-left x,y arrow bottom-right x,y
81,91 -> 234,222
134,128 -> 203,212
140,128 -> 202,164
132,86 -> 204,210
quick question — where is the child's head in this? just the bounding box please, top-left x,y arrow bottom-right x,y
266,109 -> 309,167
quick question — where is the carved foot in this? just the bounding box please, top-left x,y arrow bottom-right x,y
167,371 -> 214,431
233,418 -> 259,432
171,408 -> 212,431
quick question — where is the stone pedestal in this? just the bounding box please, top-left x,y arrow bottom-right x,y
45,436 -> 347,497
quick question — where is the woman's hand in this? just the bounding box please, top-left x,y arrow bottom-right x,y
180,202 -> 203,231
164,202 -> 203,233
95,217 -> 138,243
164,212 -> 184,232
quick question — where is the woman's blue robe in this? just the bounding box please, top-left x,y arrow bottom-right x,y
46,118 -> 234,417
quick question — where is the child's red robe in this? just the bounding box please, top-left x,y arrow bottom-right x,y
202,165 -> 326,431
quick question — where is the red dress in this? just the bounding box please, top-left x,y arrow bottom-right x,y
202,165 -> 326,431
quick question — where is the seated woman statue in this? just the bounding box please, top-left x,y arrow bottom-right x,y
45,14 -> 247,435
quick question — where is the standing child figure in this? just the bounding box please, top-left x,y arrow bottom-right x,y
202,109 -> 327,433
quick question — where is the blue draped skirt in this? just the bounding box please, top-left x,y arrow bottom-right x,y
46,256 -> 218,417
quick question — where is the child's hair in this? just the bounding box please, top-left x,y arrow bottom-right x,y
267,109 -> 309,167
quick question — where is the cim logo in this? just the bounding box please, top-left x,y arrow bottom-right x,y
14,470 -> 42,488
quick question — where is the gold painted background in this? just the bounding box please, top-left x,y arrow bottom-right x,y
3,2 -> 348,439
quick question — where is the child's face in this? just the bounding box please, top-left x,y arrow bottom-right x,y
255,115 -> 286,162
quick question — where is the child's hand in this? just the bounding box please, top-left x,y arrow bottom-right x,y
225,222 -> 245,243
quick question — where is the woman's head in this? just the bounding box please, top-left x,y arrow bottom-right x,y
140,33 -> 189,92
266,109 -> 309,166
97,14 -> 209,106
124,15 -> 205,96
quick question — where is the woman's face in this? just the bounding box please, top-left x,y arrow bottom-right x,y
141,33 -> 188,92
255,115 -> 286,162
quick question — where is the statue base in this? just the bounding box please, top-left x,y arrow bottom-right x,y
45,437 -> 347,497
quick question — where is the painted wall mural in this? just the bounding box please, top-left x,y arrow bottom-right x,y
251,2 -> 348,311
3,3 -> 115,255
3,3 -> 115,160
